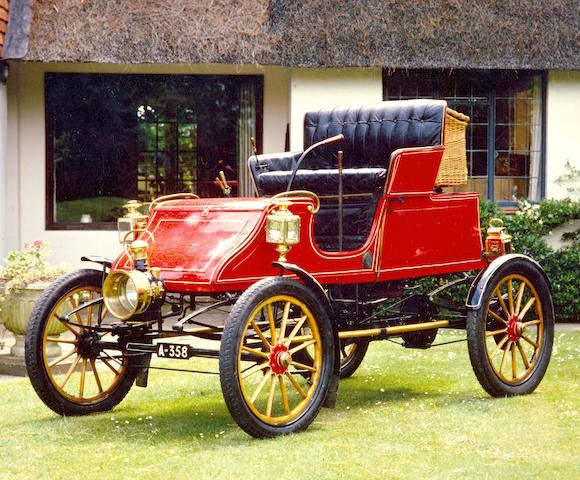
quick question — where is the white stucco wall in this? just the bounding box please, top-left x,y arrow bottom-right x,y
0,80 -> 6,258
546,71 -> 580,200
289,68 -> 383,151
5,62 -> 290,266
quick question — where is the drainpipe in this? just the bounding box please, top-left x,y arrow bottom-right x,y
1,0 -> 33,257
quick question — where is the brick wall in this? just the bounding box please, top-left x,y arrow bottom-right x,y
0,0 -> 9,57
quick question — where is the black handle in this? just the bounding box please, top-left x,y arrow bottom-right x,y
286,134 -> 344,192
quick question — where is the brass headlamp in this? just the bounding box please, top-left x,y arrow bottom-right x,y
266,200 -> 301,262
103,238 -> 164,320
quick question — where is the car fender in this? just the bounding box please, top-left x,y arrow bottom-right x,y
466,253 -> 552,310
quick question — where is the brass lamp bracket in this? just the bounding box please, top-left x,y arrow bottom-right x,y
122,229 -> 156,268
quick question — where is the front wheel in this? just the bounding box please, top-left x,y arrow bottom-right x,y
467,259 -> 554,397
219,277 -> 335,438
25,269 -> 145,416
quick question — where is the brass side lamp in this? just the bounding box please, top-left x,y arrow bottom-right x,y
265,201 -> 301,262
118,200 -> 148,243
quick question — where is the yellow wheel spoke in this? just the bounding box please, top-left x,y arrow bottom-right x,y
511,342 -> 517,379
79,359 -> 87,397
266,304 -> 277,345
486,328 -> 507,337
101,359 -> 119,376
284,315 -> 307,347
60,317 -> 80,337
278,302 -> 291,343
515,282 -> 526,316
265,375 -> 276,417
488,309 -> 508,325
518,297 -> 536,321
60,354 -> 81,389
250,371 -> 272,404
289,339 -> 317,355
516,341 -> 530,369
522,319 -> 541,328
46,337 -> 77,345
279,375 -> 290,415
291,361 -> 316,373
494,288 -> 510,320
90,359 -> 103,393
507,278 -> 515,316
87,292 -> 94,327
521,334 -> 538,348
241,346 -> 270,359
490,335 -> 509,360
287,335 -> 314,344
285,371 -> 307,398
48,348 -> 77,369
500,341 -> 511,375
69,296 -> 84,327
250,320 -> 271,349
241,360 -> 270,379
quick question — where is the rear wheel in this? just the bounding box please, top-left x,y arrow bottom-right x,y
467,259 -> 554,397
25,270 -> 144,416
339,339 -> 369,379
219,277 -> 334,438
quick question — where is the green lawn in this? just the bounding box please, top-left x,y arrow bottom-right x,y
1,330 -> 578,480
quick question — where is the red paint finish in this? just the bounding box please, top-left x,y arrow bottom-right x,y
507,316 -> 522,342
111,147 -> 487,294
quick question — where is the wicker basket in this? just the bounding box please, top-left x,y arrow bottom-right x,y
435,107 -> 470,186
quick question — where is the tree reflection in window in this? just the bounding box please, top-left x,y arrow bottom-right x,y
46,74 -> 262,227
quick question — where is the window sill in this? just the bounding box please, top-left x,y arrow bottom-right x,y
46,223 -> 117,231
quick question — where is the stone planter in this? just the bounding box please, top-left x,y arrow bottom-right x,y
0,282 -> 64,357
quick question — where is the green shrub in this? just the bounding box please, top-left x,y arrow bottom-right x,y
544,243 -> 580,322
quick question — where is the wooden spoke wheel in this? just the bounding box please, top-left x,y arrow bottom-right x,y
467,258 -> 554,397
219,277 -> 334,438
339,339 -> 369,379
25,270 -> 144,415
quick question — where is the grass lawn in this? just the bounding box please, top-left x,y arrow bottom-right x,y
0,329 -> 578,479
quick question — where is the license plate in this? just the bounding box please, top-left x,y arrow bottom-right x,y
156,342 -> 192,360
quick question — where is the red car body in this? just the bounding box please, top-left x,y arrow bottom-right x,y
113,146 -> 486,292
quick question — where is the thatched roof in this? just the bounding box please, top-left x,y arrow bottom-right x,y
16,0 -> 580,69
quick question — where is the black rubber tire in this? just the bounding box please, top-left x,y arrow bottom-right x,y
219,277 -> 335,438
467,258 -> 554,397
339,339 -> 369,379
25,269 -> 140,416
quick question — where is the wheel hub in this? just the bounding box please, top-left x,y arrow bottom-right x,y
77,331 -> 102,359
507,316 -> 525,342
269,344 -> 292,375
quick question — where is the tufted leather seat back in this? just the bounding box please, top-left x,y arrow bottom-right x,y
303,99 -> 446,169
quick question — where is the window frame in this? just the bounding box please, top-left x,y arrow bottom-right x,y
44,72 -> 264,231
382,69 -> 547,204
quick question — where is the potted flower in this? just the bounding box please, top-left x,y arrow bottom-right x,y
0,241 -> 70,357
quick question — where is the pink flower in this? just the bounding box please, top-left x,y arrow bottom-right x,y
33,240 -> 43,248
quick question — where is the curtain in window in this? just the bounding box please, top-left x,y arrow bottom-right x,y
237,82 -> 257,197
528,77 -> 542,201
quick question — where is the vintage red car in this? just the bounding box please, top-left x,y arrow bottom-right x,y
25,100 -> 553,438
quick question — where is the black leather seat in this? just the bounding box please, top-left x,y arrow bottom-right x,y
249,100 -> 446,251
